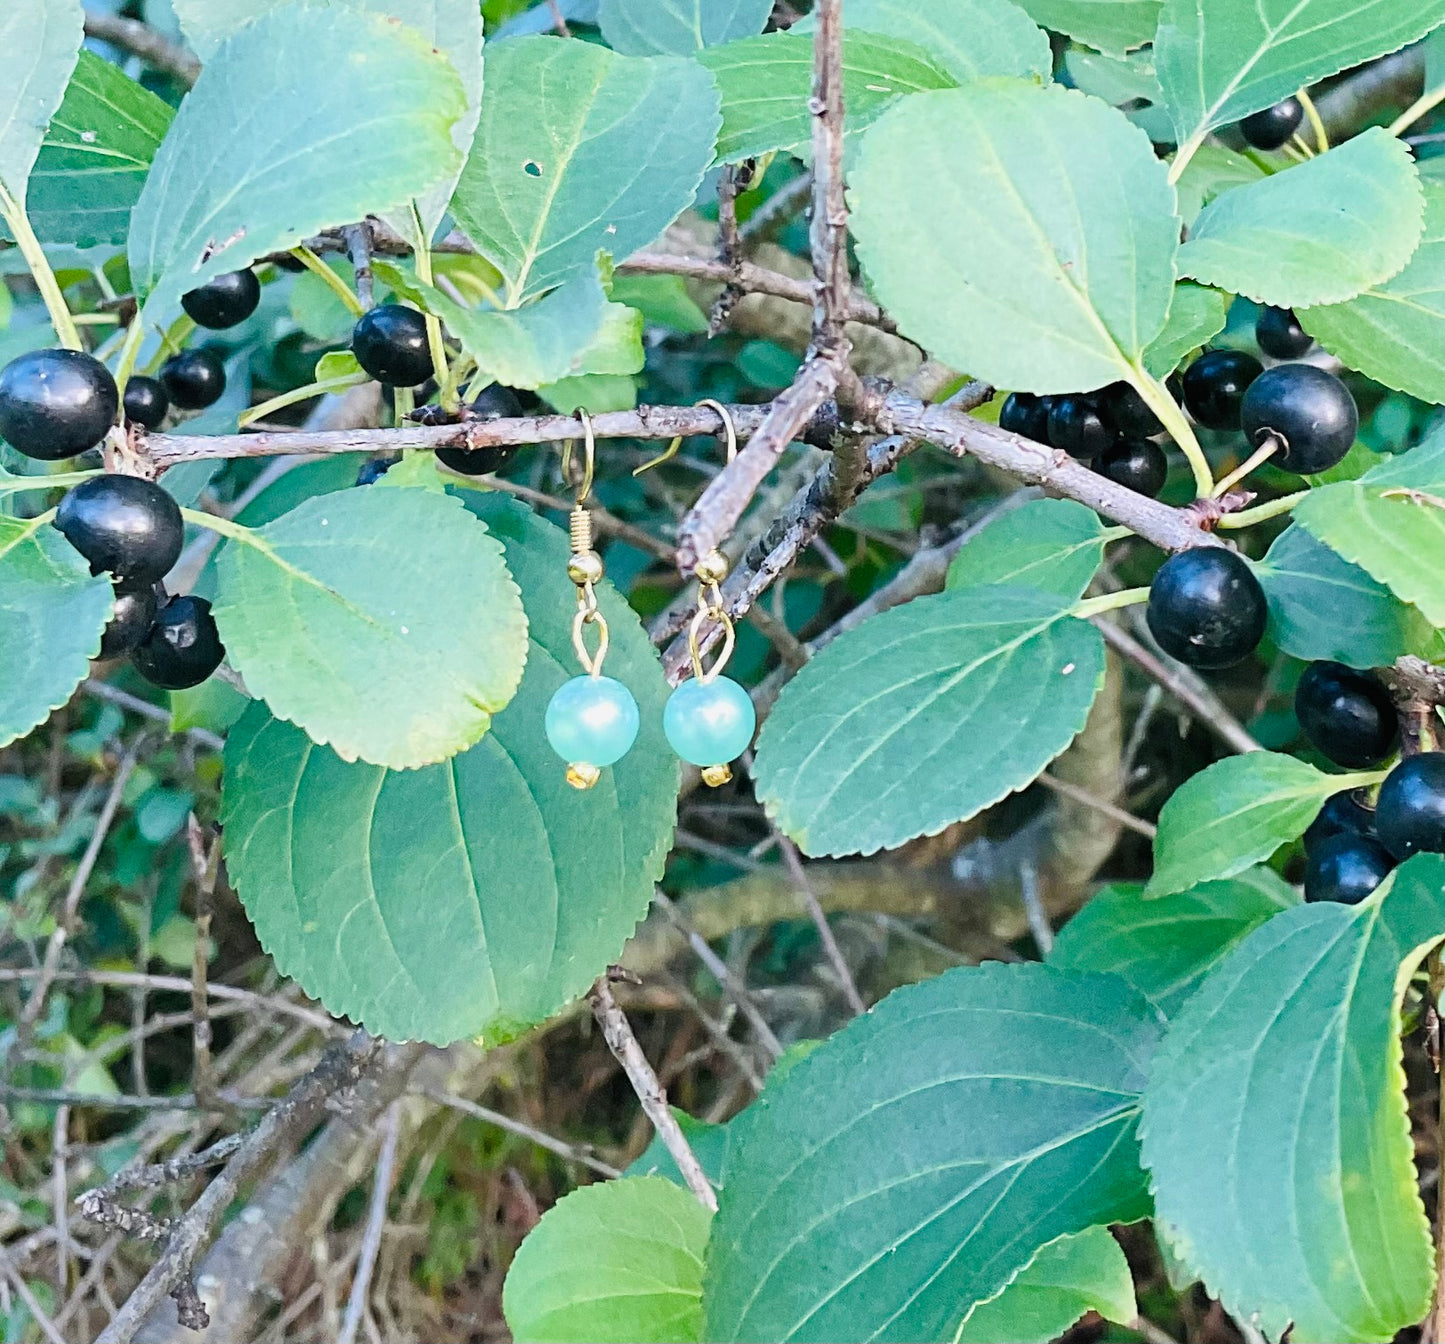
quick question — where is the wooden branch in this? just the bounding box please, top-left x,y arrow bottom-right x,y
81,13 -> 201,85
808,0 -> 850,355
587,975 -> 719,1212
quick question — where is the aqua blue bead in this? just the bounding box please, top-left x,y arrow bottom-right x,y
545,675 -> 640,767
664,676 -> 756,766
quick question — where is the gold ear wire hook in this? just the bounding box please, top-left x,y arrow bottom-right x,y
561,408 -> 596,504
633,399 -> 738,475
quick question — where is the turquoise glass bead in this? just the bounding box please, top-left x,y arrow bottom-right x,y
664,676 -> 756,766
545,675 -> 640,767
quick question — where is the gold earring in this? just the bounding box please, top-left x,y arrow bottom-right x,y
544,410 -> 640,790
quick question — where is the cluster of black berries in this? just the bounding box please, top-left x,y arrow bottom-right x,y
1293,662 -> 1445,901
999,382 -> 1169,498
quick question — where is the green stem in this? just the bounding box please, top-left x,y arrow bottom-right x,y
290,246 -> 365,318
1129,364 -> 1214,498
1167,131 -> 1208,186
238,372 -> 371,428
0,182 -> 82,351
113,317 -> 147,393
411,204 -> 454,410
1099,525 -> 1133,544
1215,491 -> 1308,529
1071,586 -> 1150,620
0,468 -> 100,497
1388,83 -> 1445,138
142,315 -> 196,374
1297,88 -> 1330,153
179,507 -> 257,545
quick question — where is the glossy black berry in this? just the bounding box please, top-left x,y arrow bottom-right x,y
437,385 -> 526,475
355,456 -> 395,486
1047,395 -> 1114,459
54,474 -> 183,586
122,375 -> 169,431
1294,660 -> 1398,769
351,305 -> 433,386
1256,306 -> 1313,360
1093,437 -> 1168,498
98,583 -> 159,660
1304,788 -> 1376,854
1239,97 -> 1304,151
1100,381 -> 1163,439
999,392 -> 1051,443
1304,831 -> 1395,904
1181,349 -> 1263,431
1375,753 -> 1445,860
160,349 -> 226,411
0,348 -> 118,460
131,594 -> 224,690
1240,364 -> 1357,474
1146,547 -> 1267,670
180,269 -> 261,330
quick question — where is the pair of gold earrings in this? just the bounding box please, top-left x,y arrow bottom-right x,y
543,406 -> 756,790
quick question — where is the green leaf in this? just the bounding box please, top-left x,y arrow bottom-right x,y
850,81 -> 1179,394
1293,430 -> 1445,628
956,1227 -> 1137,1344
128,6 -> 466,321
1050,869 -> 1298,1016
698,31 -> 957,164
212,486 -> 528,770
1171,143 -> 1266,227
449,36 -> 720,303
1256,524 -> 1433,668
219,496 -> 677,1044
1147,752 -> 1383,899
945,498 -> 1109,599
702,963 -> 1162,1343
1141,855 -> 1445,1342
1177,131 -> 1424,308
0,0 -> 82,206
1015,0 -> 1160,55
420,272 -> 643,389
504,1178 -> 711,1343
25,50 -> 174,248
755,586 -> 1104,858
1143,281 -> 1230,377
804,0 -> 1052,85
290,257 -> 360,345
599,0 -> 772,54
1156,0 -> 1445,151
0,515 -> 113,750
1301,181 -> 1445,405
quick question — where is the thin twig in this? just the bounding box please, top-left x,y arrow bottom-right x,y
778,835 -> 865,1014
81,680 -> 225,750
81,12 -> 201,84
709,163 -> 748,334
420,1088 -> 622,1177
1019,862 -> 1054,956
0,1243 -> 68,1344
184,817 -> 225,1113
739,172 -> 813,245
345,221 -> 375,310
52,1105 -> 71,1296
337,1101 -> 400,1344
587,975 -> 718,1212
808,0 -> 850,356
89,1134 -> 245,1201
1037,772 -> 1158,839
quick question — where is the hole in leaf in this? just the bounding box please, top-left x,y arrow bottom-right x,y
524,161 -> 542,177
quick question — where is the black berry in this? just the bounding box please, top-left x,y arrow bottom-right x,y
999,392 -> 1051,443
438,385 -> 526,475
1146,547 -> 1267,669
1256,307 -> 1313,360
1100,381 -> 1163,438
1047,394 -> 1114,459
1181,349 -> 1262,431
1304,831 -> 1395,904
98,583 -> 159,660
131,594 -> 224,690
1240,364 -> 1357,475
122,375 -> 169,431
181,269 -> 261,330
160,349 -> 226,411
0,348 -> 118,460
1375,753 -> 1445,860
1294,661 -> 1398,769
356,456 -> 396,486
1093,437 -> 1168,498
1239,98 -> 1304,151
1304,788 -> 1375,854
54,474 -> 183,586
351,305 -> 433,386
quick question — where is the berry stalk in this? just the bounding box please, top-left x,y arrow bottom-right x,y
1128,364 -> 1215,497
0,183 -> 83,352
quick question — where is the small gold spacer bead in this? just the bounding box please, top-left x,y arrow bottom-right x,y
700,763 -> 733,788
567,551 -> 605,586
565,762 -> 602,790
696,549 -> 729,585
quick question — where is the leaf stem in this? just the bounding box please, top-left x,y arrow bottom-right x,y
1215,491 -> 1308,529
1130,364 -> 1214,498
1388,84 -> 1445,138
1167,131 -> 1208,186
410,205 -> 454,411
1071,586 -> 1150,619
0,182 -> 83,351
0,469 -> 101,497
290,247 -> 365,318
238,372 -> 371,428
179,507 -> 258,546
1297,88 -> 1329,153
113,317 -> 147,393
1212,433 -> 1280,497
